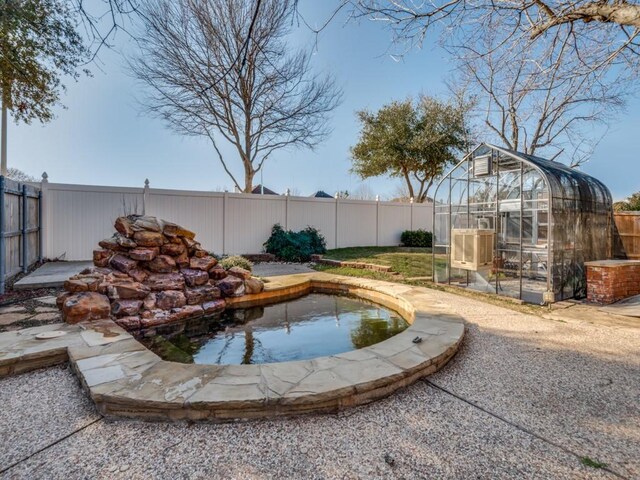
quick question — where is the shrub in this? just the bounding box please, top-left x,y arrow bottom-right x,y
264,224 -> 327,262
400,229 -> 433,248
219,255 -> 253,272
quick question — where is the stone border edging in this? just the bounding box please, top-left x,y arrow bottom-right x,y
312,256 -> 394,273
0,273 -> 464,422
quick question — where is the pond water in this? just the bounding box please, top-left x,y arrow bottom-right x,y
142,293 -> 408,365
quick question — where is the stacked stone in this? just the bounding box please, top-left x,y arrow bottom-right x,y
56,215 -> 264,331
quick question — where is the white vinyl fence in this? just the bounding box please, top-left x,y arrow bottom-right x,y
41,181 -> 433,261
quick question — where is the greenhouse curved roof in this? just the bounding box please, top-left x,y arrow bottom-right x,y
461,143 -> 612,206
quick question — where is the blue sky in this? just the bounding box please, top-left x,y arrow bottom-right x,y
7,2 -> 639,201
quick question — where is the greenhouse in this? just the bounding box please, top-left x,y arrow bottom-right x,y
432,144 -> 613,304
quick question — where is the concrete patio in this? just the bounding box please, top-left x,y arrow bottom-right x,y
0,282 -> 637,479
13,261 -> 93,290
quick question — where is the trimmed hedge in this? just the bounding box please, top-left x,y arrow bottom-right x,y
400,229 -> 433,248
264,224 -> 327,262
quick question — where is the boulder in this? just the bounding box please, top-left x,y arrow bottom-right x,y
133,230 -> 165,247
162,221 -> 195,239
56,291 -> 73,310
93,249 -> 112,268
127,268 -> 149,283
160,242 -> 186,257
175,251 -> 190,268
115,316 -> 140,330
193,246 -> 208,258
110,282 -> 150,300
190,255 -> 217,271
203,299 -> 226,315
209,265 -> 227,280
143,292 -> 157,310
245,277 -> 265,294
129,247 -> 159,261
140,309 -> 172,328
170,304 -> 204,321
114,216 -> 135,237
62,292 -> 111,324
109,254 -> 138,274
180,268 -> 210,287
217,276 -> 245,297
145,272 -> 185,291
182,237 -> 198,250
145,255 -> 176,273
64,277 -> 101,293
98,235 -> 124,251
116,233 -> 137,249
185,285 -> 221,305
227,266 -> 252,280
112,299 -> 143,317
132,216 -> 161,232
156,290 -> 187,310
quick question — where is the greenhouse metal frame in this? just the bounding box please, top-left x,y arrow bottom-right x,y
432,144 -> 613,304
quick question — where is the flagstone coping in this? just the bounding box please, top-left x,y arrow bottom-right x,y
0,273 -> 464,422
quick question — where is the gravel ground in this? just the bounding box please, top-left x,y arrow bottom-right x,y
1,289 -> 638,479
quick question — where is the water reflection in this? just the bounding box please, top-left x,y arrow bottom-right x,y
142,294 -> 408,365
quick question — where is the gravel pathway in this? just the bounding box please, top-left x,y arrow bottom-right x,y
1,289 -> 638,479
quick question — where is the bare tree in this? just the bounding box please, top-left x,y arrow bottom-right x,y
350,183 -> 376,200
453,16 -> 626,165
6,167 -> 36,182
388,181 -> 410,202
348,1 -> 640,72
132,0 -> 342,192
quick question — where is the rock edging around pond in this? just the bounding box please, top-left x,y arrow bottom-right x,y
56,215 -> 264,331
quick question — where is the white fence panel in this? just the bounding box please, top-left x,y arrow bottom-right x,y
225,194 -> 286,254
412,204 -> 433,231
336,200 -> 378,248
378,203 -> 412,246
287,197 -> 337,249
43,183 -> 143,260
40,181 -> 434,260
146,189 -> 225,253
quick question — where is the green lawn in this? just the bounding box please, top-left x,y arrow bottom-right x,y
321,246 -> 433,279
315,246 -> 545,317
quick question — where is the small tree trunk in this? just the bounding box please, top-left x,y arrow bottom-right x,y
244,167 -> 254,193
402,170 -> 415,200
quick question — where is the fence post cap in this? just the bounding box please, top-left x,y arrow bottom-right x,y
376,195 -> 380,202
41,172 -> 48,183
410,197 -> 414,204
144,178 -> 150,188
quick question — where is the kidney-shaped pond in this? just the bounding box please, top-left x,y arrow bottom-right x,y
141,293 -> 409,365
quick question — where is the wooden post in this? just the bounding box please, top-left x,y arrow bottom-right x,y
40,172 -> 48,261
21,184 -> 27,273
0,176 -> 6,293
37,188 -> 42,262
